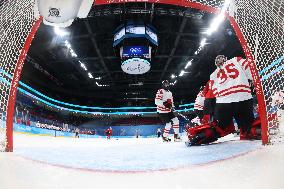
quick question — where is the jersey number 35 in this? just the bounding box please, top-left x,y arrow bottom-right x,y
217,63 -> 240,84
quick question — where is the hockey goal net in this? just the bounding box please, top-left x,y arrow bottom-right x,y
0,0 -> 283,151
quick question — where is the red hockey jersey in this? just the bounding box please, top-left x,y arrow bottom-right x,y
194,90 -> 205,110
203,80 -> 216,99
155,89 -> 174,113
210,57 -> 253,103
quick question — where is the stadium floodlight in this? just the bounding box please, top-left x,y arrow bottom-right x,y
206,0 -> 230,36
80,62 -> 87,71
200,38 -> 207,47
171,74 -> 176,79
185,60 -> 192,69
64,40 -> 77,57
170,80 -> 177,85
64,40 -> 71,48
179,70 -> 185,77
96,82 -> 109,87
88,72 -> 93,78
54,26 -> 69,37
206,14 -> 225,35
70,50 -> 77,57
96,82 -> 101,87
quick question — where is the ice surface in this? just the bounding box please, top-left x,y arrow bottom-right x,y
0,123 -> 284,189
13,134 -> 261,171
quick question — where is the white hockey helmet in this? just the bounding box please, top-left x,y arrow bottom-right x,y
162,80 -> 170,90
215,55 -> 227,68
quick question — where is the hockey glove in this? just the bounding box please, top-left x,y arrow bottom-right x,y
163,101 -> 172,109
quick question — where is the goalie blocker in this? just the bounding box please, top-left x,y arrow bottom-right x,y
185,117 -> 261,147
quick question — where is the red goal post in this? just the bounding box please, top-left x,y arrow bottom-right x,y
0,0 -> 283,152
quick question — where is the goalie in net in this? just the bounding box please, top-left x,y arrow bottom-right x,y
185,55 -> 262,146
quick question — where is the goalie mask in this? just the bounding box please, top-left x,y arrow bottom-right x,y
215,55 -> 227,68
162,80 -> 170,90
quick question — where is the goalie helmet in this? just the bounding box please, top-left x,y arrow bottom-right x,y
162,80 -> 170,90
215,55 -> 227,68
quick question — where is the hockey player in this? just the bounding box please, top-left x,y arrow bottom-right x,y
75,128 -> 80,138
105,127 -> 112,139
201,80 -> 216,124
185,117 -> 261,146
211,55 -> 255,140
194,86 -> 205,120
271,90 -> 284,107
157,128 -> 162,138
271,90 -> 284,123
155,80 -> 181,142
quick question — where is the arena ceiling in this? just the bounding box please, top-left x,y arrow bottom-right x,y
21,2 -> 244,107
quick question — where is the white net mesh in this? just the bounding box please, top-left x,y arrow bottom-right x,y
0,0 -> 37,151
233,0 -> 284,142
0,0 -> 283,151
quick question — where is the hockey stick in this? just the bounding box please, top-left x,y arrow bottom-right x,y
172,108 -> 190,122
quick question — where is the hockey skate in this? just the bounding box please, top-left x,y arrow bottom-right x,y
162,136 -> 171,142
185,141 -> 192,147
184,135 -> 200,147
174,134 -> 182,142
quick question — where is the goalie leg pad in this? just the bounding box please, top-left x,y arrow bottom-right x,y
186,123 -> 219,146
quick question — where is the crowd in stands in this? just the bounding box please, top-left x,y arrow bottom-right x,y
14,91 -> 187,136
113,117 -> 162,126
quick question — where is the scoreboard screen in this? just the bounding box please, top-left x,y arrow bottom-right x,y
122,46 -> 150,59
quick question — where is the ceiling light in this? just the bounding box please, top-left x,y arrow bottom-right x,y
185,60 -> 192,69
200,38 -> 207,47
80,62 -> 87,71
170,80 -> 177,85
206,0 -> 230,36
206,16 -> 224,36
171,74 -> 176,79
96,82 -> 109,87
65,40 -> 77,57
88,73 -> 93,78
179,70 -> 185,77
70,50 -> 77,57
129,82 -> 143,86
194,51 -> 198,55
96,82 -> 101,87
64,40 -> 71,48
95,77 -> 101,80
54,26 -> 69,37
